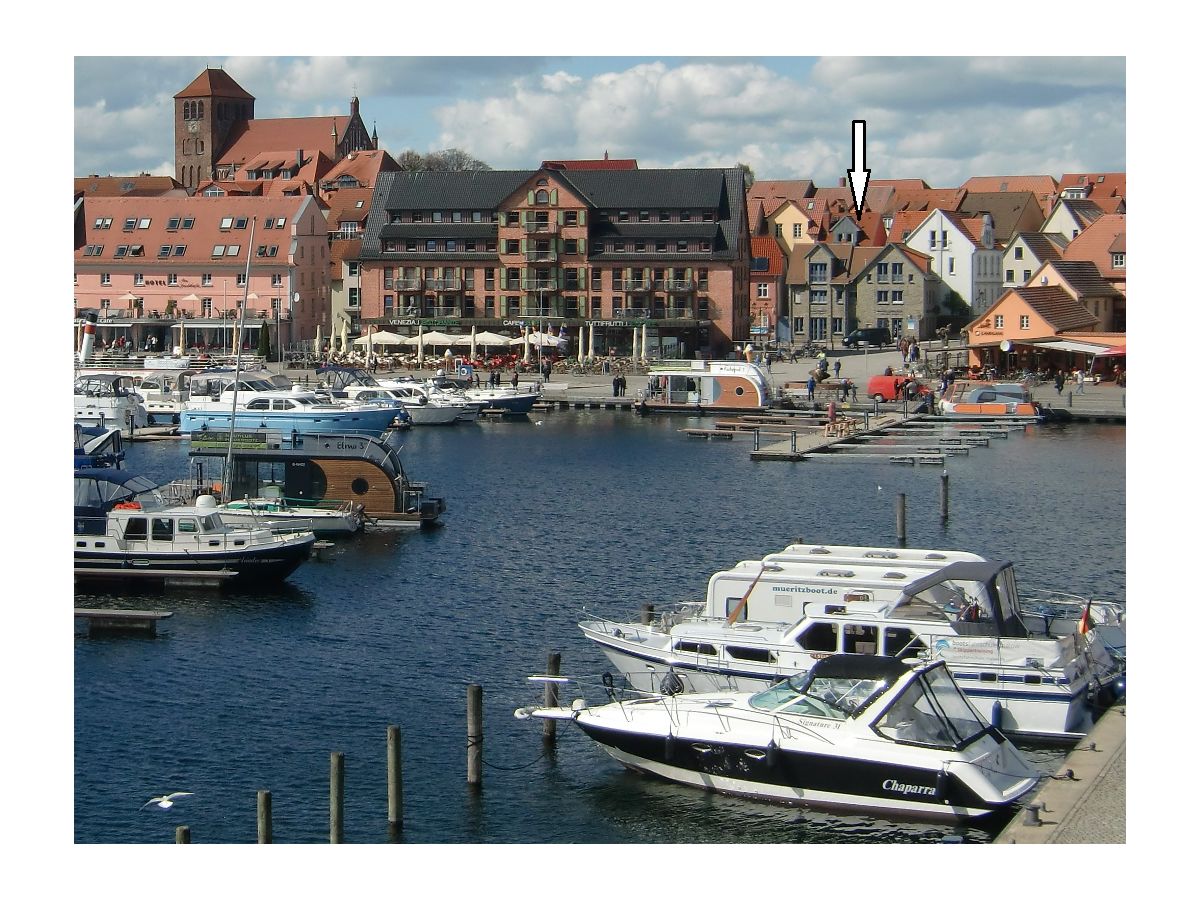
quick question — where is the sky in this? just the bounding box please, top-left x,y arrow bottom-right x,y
73,55 -> 1126,187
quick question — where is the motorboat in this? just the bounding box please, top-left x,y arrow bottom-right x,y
126,369 -> 198,425
579,544 -> 1125,741
74,374 -> 149,430
74,467 -> 315,584
421,378 -> 487,422
640,360 -> 772,414
939,382 -> 1041,418
516,655 -> 1041,820
179,374 -> 408,435
188,427 -> 445,528
319,367 -> 467,425
206,491 -> 364,535
424,374 -> 541,416
75,424 -> 125,469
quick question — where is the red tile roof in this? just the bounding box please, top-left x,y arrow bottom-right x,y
324,187 -> 374,228
319,150 -> 398,190
1061,214 -> 1126,279
218,118 -> 347,168
175,68 -> 254,100
887,210 -> 932,243
75,175 -> 186,197
1058,172 -> 1125,200
750,235 -> 784,276
961,175 -> 1059,196
542,158 -> 639,170
889,187 -> 966,213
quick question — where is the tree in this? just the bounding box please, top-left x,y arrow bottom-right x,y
257,322 -> 272,360
737,162 -> 756,188
394,148 -> 492,172
396,149 -> 425,171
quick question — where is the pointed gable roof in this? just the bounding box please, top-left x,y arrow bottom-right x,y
175,68 -> 254,100
1012,231 -> 1069,262
320,150 -> 400,192
958,191 -> 1043,241
1010,285 -> 1101,331
1061,214 -> 1126,278
750,235 -> 784,277
747,179 -> 814,217
887,210 -> 933,243
1058,172 -> 1125,200
217,118 -> 348,168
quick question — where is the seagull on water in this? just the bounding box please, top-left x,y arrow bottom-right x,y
141,792 -> 193,811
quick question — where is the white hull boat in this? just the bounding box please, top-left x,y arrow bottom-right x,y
580,544 -> 1125,741
517,656 -> 1041,820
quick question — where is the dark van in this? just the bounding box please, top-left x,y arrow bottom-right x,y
841,327 -> 892,348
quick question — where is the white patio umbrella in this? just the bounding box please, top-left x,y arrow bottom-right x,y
512,331 -> 559,347
354,330 -> 404,346
416,324 -> 425,367
314,324 -> 322,355
522,329 -> 531,363
588,322 -> 595,359
578,326 -> 584,363
340,318 -> 349,353
641,323 -> 648,362
472,331 -> 511,347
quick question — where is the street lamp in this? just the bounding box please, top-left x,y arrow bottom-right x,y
222,279 -> 228,355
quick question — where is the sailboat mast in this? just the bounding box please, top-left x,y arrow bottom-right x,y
222,216 -> 257,495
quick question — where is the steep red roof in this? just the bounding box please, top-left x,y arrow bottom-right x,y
1061,214 -> 1127,279
175,68 -> 253,100
324,187 -> 374,229
887,210 -> 932,243
75,175 -> 186,197
747,180 -> 814,216
319,150 -> 398,191
1058,172 -> 1125,200
542,158 -> 638,170
889,187 -> 966,213
750,236 -> 784,277
218,118 -> 347,168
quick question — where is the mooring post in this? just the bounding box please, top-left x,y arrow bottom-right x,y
330,751 -> 344,844
544,651 -> 562,744
753,428 -> 760,451
640,603 -> 655,625
896,493 -> 907,546
387,725 -> 403,836
175,825 -> 191,844
467,684 -> 483,789
940,471 -> 950,523
257,789 -> 272,844
790,430 -> 797,454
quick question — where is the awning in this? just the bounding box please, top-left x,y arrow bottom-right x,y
1032,339 -> 1113,354
1097,345 -> 1126,357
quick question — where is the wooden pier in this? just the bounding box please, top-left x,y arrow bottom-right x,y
74,608 -> 173,635
74,567 -> 237,588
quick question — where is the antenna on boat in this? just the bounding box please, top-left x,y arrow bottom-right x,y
222,216 -> 257,496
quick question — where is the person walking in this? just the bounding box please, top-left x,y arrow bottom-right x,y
619,374 -> 627,396
1054,370 -> 1065,395
833,358 -> 841,379
806,374 -> 816,402
511,369 -> 519,390
1074,368 -> 1085,394
612,375 -> 620,398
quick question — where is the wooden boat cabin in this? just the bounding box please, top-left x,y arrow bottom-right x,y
641,360 -> 771,413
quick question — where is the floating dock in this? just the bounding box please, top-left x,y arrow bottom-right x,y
74,608 -> 174,635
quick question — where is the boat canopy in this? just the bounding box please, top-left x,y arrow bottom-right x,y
899,560 -> 1028,638
74,468 -> 161,508
317,366 -> 379,390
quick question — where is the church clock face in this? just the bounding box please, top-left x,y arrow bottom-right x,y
187,121 -> 199,133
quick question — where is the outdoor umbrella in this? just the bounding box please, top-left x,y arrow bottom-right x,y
340,318 -> 349,353
354,330 -> 404,346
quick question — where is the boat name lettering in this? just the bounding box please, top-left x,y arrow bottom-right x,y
335,440 -> 365,451
771,585 -> 838,595
882,779 -> 938,797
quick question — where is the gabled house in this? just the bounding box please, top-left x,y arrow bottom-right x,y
1042,198 -> 1107,241
902,209 -> 1003,316
958,191 -> 1046,244
959,175 -> 1059,217
1030,258 -> 1124,332
1061,214 -> 1127,298
1057,172 -> 1126,203
749,236 -> 785,345
1002,232 -> 1070,288
850,244 -> 938,340
791,242 -> 860,345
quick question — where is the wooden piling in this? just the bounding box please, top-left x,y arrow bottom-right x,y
640,603 -> 655,625
330,751 -> 344,844
175,825 -> 191,844
543,652 -> 562,744
387,725 -> 403,834
467,684 -> 483,789
940,471 -> 950,522
896,493 -> 907,545
257,789 -> 272,843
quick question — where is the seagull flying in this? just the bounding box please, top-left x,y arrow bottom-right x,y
141,792 -> 193,811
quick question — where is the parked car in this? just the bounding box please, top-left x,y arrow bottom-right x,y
867,374 -> 929,402
841,327 -> 892,348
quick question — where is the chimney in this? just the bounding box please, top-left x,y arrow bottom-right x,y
838,176 -> 847,188
297,149 -> 303,167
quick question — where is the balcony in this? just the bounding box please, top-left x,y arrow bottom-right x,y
666,277 -> 694,293
523,220 -> 561,235
391,277 -> 423,290
658,307 -> 694,320
614,308 -> 651,320
425,277 -> 462,292
420,305 -> 460,318
524,250 -> 558,263
521,278 -> 559,291
623,278 -> 651,291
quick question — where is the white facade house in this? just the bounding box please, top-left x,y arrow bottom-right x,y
902,209 -> 1003,315
1001,232 -> 1069,288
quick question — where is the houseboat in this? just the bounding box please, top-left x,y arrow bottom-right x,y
638,360 -> 772,414
187,428 -> 445,529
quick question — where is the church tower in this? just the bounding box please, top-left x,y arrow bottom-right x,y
174,68 -> 255,192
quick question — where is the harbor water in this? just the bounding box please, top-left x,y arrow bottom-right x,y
74,412 -> 1126,843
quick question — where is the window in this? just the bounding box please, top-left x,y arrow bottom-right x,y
844,624 -> 878,655
883,627 -> 925,659
1112,253 -> 1125,268
928,230 -> 936,248
947,257 -> 955,274
220,217 -> 233,230
173,245 -> 186,256
793,223 -> 803,238
134,274 -> 144,286
1005,269 -> 1014,282
138,218 -> 151,229
201,298 -> 212,316
226,245 -> 240,257
168,274 -> 178,286
432,211 -> 443,222
237,274 -> 247,287
1020,315 -> 1030,329
271,274 -> 282,287
151,517 -> 174,541
202,274 -> 213,286
123,218 -> 137,231
876,263 -> 887,279
124,518 -> 147,539
757,283 -> 769,299
348,288 -> 360,308
446,240 -> 457,252
797,622 -> 838,652
275,218 -> 285,229
775,224 -> 782,238
1014,246 -> 1023,260
811,290 -> 828,304
564,211 -> 578,226
676,240 -> 687,252
95,217 -> 112,230
101,273 -> 111,286
994,314 -> 1004,328
158,245 -> 172,258
698,268 -> 709,289
891,263 -> 902,281
114,245 -> 129,258
263,219 -> 274,229
877,290 -> 889,305
808,262 -> 828,282
1023,270 -> 1031,282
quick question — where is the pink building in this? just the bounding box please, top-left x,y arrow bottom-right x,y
74,194 -> 330,354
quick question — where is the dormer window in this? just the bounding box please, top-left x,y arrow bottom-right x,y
1112,252 -> 1125,268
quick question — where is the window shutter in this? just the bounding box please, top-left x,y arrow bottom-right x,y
558,210 -> 564,226
527,190 -> 534,205
578,210 -> 586,227
550,189 -> 558,205
579,238 -> 586,256
520,210 -> 527,225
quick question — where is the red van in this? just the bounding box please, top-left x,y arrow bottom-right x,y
866,374 -> 928,402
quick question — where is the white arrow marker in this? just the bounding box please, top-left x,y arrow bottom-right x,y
847,119 -> 871,221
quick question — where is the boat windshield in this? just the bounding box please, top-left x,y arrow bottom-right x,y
748,671 -> 892,720
873,665 -> 990,749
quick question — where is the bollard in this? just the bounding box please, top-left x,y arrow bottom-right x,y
1067,392 -> 1072,408
753,428 -> 760,451
257,790 -> 272,844
467,684 -> 483,789
1023,801 -> 1044,827
790,430 -> 797,454
640,603 -> 655,625
387,725 -> 403,835
330,751 -> 344,844
175,825 -> 191,844
940,471 -> 950,523
544,652 -> 562,744
895,493 -> 907,546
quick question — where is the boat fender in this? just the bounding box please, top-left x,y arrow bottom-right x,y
766,739 -> 778,768
114,501 -> 142,510
934,766 -> 948,801
664,732 -> 675,761
990,701 -> 1004,729
660,672 -> 684,697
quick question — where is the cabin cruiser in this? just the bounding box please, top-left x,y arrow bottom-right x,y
516,655 -> 1041,820
74,467 -> 314,584
179,373 -> 407,435
579,544 -> 1125,741
319,367 -> 470,425
939,382 -> 1041,418
74,374 -> 149,430
75,424 -> 126,469
424,374 -> 541,416
188,427 -> 445,528
640,360 -> 772,414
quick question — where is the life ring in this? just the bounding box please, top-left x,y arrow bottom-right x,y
114,501 -> 142,510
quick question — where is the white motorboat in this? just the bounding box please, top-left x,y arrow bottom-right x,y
74,374 -> 149,430
580,544 -> 1125,741
204,492 -> 364,535
320,366 -> 469,425
516,655 -> 1041,821
74,468 -> 314,584
424,375 -> 539,416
